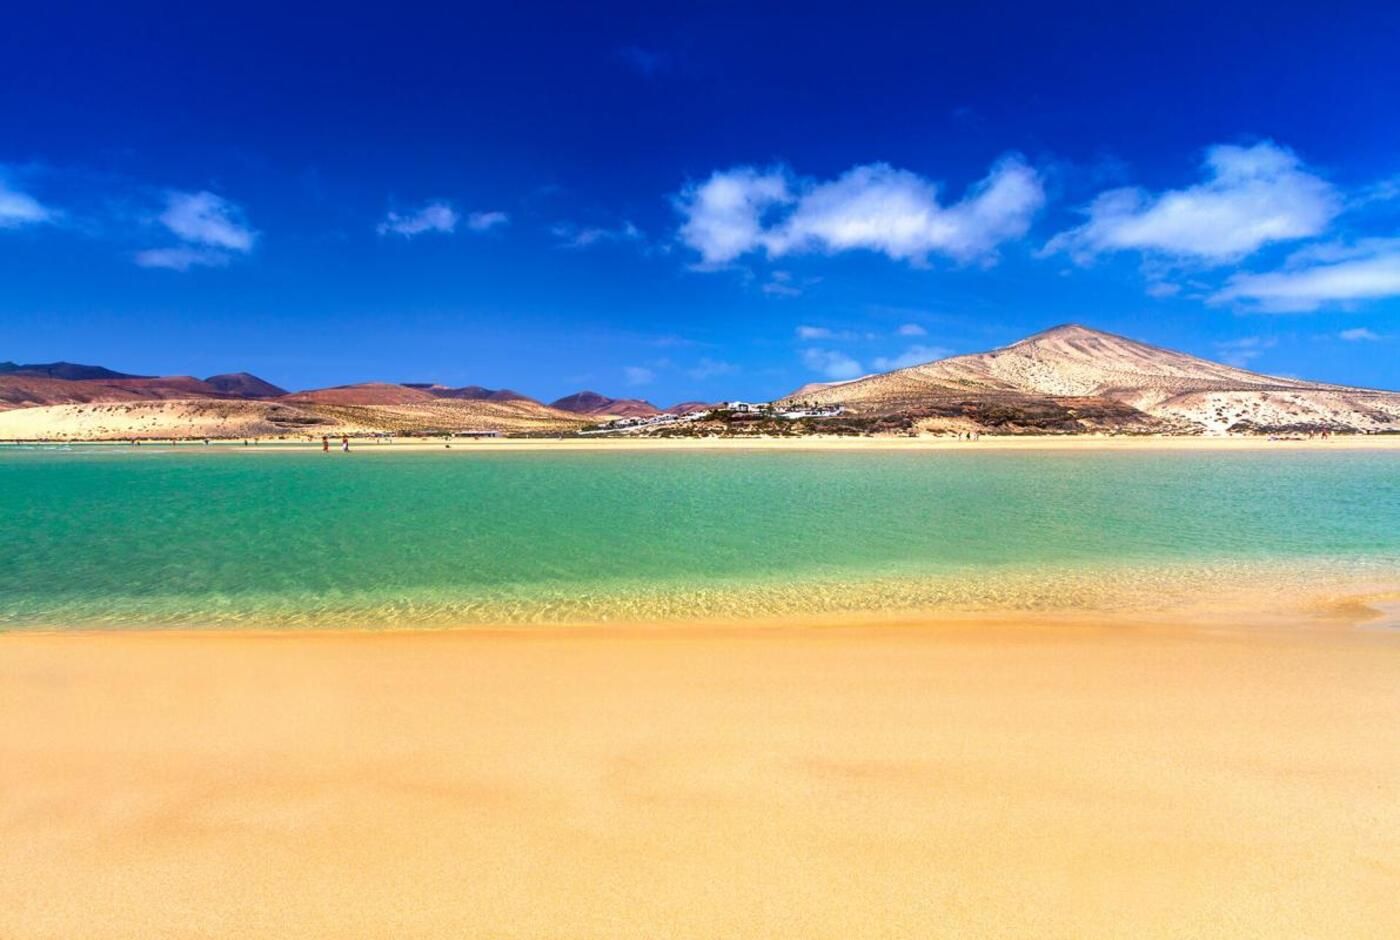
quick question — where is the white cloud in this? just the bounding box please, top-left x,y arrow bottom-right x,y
674,167 -> 791,266
1145,281 -> 1181,298
0,179 -> 53,228
378,201 -> 458,237
801,347 -> 864,380
138,190 -> 256,270
467,210 -> 509,232
688,358 -> 738,380
1213,336 -> 1275,367
552,220 -> 643,248
1339,327 -> 1380,341
872,344 -> 951,371
1210,238 -> 1400,312
134,246 -> 231,270
623,366 -> 656,386
796,325 -> 835,340
1046,142 -> 1339,264
159,190 -> 256,251
895,323 -> 927,336
677,155 -> 1043,267
774,157 -> 1043,264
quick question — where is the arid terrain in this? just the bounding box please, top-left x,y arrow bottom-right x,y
4,325 -> 1398,439
780,325 -> 1400,435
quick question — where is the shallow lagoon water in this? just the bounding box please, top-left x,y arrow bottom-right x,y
2,446 -> 1398,627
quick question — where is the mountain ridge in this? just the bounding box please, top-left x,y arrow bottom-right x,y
781,324 -> 1399,434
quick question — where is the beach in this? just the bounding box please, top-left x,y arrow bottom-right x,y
3,610 -> 1399,939
3,445 -> 1399,937
7,433 -> 1400,452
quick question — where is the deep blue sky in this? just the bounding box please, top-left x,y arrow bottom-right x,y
3,1 -> 1398,403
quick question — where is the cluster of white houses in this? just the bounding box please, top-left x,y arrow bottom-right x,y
583,400 -> 844,435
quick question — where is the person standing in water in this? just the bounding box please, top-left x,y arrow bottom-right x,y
341,435 -> 350,453
322,435 -> 329,453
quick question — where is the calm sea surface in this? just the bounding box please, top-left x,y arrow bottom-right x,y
2,446 -> 1398,627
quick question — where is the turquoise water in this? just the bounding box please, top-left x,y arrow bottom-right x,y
2,446 -> 1398,627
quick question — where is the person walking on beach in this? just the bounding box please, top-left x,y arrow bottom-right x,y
322,435 -> 329,453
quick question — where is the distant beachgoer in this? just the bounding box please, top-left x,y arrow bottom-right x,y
341,435 -> 350,453
322,435 -> 329,453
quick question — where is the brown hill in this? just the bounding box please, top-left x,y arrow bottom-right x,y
403,384 -> 538,403
97,376 -> 226,397
281,383 -> 439,406
205,372 -> 287,398
0,361 -> 146,381
669,401 -> 718,415
0,374 -> 150,410
782,324 -> 1400,435
551,391 -> 660,418
0,372 -> 236,410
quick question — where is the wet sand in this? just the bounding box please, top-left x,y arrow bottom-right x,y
3,614 -> 1398,938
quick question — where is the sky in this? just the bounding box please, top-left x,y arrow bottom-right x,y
2,1 -> 1399,403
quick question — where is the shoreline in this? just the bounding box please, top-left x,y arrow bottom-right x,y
4,609 -> 1398,938
6,433 -> 1400,452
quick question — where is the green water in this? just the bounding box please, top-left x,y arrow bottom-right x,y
2,446 -> 1398,627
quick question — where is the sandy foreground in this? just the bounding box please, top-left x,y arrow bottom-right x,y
3,613 -> 1399,939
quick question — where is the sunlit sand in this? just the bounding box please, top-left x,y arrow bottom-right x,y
4,606 -> 1398,938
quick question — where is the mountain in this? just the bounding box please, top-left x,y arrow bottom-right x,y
0,372 -> 231,410
781,324 -> 1400,435
785,376 -> 875,399
402,383 -> 537,403
0,374 -> 153,410
205,372 -> 287,398
281,383 -> 440,405
550,391 -> 661,418
669,401 -> 719,415
0,361 -> 147,381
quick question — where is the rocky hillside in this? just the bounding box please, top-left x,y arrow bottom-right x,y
782,325 -> 1400,435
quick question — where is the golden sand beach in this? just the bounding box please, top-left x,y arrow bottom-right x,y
3,609 -> 1398,938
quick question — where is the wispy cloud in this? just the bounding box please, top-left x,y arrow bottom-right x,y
552,220 -> 643,249
761,270 -> 803,297
895,323 -> 927,336
801,347 -> 864,380
134,246 -> 233,271
796,325 -> 836,340
872,344 -> 950,371
675,155 -> 1044,267
1045,141 -> 1338,264
623,365 -> 656,386
1213,335 -> 1276,367
137,190 -> 256,270
1211,238 -> 1400,312
0,177 -> 54,228
466,210 -> 509,232
378,201 -> 459,237
1339,327 -> 1381,341
688,358 -> 738,380
159,191 -> 256,250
